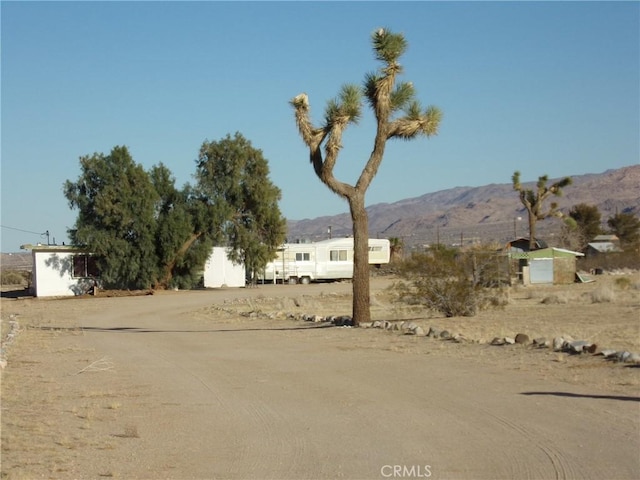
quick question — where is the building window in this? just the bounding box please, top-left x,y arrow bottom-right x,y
295,252 -> 311,261
73,255 -> 100,278
330,249 -> 348,261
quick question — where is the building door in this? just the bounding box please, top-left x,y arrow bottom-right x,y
529,258 -> 553,284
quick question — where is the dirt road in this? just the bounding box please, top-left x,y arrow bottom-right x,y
2,279 -> 639,479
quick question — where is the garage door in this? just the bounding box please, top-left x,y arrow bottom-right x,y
529,258 -> 553,284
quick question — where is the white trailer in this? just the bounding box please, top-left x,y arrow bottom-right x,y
203,247 -> 246,288
259,238 -> 390,284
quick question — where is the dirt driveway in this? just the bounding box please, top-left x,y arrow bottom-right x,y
1,276 -> 639,479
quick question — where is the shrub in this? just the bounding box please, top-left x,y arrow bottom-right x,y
614,276 -> 632,290
1,270 -> 29,285
591,284 -> 615,303
392,246 -> 507,317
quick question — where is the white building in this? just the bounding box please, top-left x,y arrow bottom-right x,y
203,247 -> 246,288
21,244 -> 98,297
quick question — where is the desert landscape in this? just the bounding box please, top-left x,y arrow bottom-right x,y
1,273 -> 639,479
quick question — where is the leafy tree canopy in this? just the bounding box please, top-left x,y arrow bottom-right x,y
195,132 -> 286,281
607,212 -> 640,247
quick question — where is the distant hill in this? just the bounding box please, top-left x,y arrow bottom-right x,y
286,165 -> 640,247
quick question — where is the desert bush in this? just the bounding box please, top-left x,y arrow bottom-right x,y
591,284 -> 615,303
540,294 -> 569,305
1,270 -> 30,285
614,276 -> 632,290
392,246 -> 507,317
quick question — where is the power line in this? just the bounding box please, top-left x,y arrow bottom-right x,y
0,225 -> 46,236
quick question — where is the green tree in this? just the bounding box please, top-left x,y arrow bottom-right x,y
512,171 -> 572,250
607,212 -> 640,247
291,28 -> 442,325
150,164 -> 220,289
567,203 -> 602,249
64,146 -> 159,289
195,133 -> 286,282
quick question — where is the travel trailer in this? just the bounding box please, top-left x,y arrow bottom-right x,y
259,237 -> 390,284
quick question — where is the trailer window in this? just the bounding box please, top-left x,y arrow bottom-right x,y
369,246 -> 382,252
72,255 -> 100,278
330,249 -> 348,261
295,252 -> 311,261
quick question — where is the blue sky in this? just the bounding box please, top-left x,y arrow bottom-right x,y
2,1 -> 638,251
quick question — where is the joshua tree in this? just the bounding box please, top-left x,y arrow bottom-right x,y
291,29 -> 441,325
512,171 -> 572,250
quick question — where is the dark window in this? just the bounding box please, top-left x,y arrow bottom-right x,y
295,252 -> 311,261
72,254 -> 100,278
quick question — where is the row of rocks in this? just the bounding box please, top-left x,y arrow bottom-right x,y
0,315 -> 21,369
294,312 -> 640,366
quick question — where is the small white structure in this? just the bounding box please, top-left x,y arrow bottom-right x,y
21,244 -> 98,297
259,237 -> 390,284
203,247 -> 246,288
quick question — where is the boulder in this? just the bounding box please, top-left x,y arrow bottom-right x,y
515,333 -> 530,345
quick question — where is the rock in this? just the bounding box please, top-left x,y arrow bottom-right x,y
359,322 -> 373,329
515,333 -> 530,345
414,326 -> 426,337
565,340 -> 590,354
600,349 -> 618,358
533,337 -> 548,347
453,333 -> 467,343
372,320 -> 382,329
427,327 -> 441,338
627,352 -> 640,364
504,337 -> 516,345
553,337 -> 565,352
341,316 -> 354,327
392,323 -> 401,331
383,321 -> 393,330
403,322 -> 417,332
615,351 -> 632,363
584,343 -> 598,354
439,330 -> 451,340
491,337 -> 506,346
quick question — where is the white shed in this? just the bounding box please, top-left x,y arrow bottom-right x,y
21,245 -> 98,297
203,247 -> 246,288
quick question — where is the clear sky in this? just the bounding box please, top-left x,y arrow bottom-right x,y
1,1 -> 638,251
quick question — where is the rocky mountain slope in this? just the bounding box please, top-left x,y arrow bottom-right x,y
286,165 -> 640,247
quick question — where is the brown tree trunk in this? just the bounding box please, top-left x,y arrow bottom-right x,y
349,194 -> 370,327
158,232 -> 202,289
528,214 -> 537,250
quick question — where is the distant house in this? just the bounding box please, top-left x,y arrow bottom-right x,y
508,247 -> 584,285
585,234 -> 623,256
20,244 -> 99,297
505,237 -> 549,253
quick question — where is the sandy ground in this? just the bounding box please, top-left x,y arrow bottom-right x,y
1,275 -> 639,480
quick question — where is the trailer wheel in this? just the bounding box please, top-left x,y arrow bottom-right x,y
299,276 -> 311,285
288,277 -> 298,285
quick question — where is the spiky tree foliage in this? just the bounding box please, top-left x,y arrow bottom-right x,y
512,171 -> 572,250
64,146 -> 160,289
195,133 -> 287,282
291,28 -> 441,325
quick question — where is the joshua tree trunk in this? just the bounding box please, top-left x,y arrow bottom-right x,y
350,194 -> 371,324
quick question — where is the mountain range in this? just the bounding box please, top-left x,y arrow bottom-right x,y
286,165 -> 640,248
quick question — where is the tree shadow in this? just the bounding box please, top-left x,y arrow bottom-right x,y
521,391 -> 640,402
0,288 -> 33,299
30,324 -> 336,334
